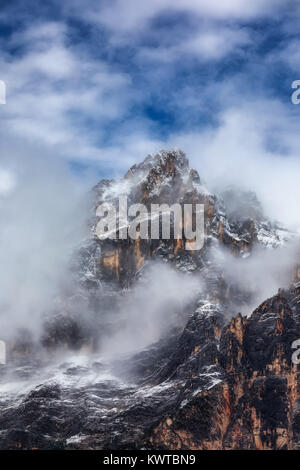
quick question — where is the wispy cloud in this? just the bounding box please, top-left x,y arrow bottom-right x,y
0,18 -> 133,162
93,0 -> 283,34
0,0 -> 299,229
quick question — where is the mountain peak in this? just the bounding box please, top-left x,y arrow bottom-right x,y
125,149 -> 190,180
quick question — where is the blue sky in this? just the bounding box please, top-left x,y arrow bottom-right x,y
0,0 -> 300,226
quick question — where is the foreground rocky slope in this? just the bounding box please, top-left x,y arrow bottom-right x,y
148,288 -> 300,450
0,150 -> 299,450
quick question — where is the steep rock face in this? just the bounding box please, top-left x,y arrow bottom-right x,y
0,149 -> 299,450
147,291 -> 300,450
82,150 -> 288,290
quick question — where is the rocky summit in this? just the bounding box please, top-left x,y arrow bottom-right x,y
1,149 -> 300,450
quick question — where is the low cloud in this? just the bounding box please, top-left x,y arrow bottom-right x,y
211,241 -> 300,315
0,154 -> 88,340
100,262 -> 202,358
